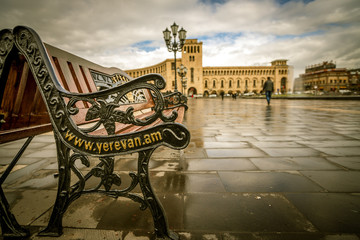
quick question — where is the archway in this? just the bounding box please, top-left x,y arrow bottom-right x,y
188,87 -> 197,96
203,91 -> 209,97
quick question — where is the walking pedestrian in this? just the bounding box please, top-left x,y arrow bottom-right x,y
262,77 -> 274,105
220,92 -> 224,100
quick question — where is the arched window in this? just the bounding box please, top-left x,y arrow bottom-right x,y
253,80 -> 256,87
229,80 -> 232,88
237,80 -> 240,88
245,80 -> 248,87
197,46 -> 200,53
221,80 -> 224,88
205,80 -> 208,88
213,80 -> 216,88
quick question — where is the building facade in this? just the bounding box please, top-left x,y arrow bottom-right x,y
125,39 -> 293,96
300,61 -> 350,92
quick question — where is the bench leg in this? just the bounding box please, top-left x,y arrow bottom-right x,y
0,137 -> 33,237
38,136 -> 71,237
138,150 -> 179,240
0,187 -> 30,237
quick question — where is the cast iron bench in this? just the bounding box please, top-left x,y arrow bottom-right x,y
0,26 -> 189,239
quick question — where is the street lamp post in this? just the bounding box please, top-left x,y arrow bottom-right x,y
177,64 -> 188,95
163,22 -> 187,92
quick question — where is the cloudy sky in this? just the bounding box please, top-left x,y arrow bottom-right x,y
1,0 -> 359,78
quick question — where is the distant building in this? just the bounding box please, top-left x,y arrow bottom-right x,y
125,39 -> 293,96
348,68 -> 360,91
300,61 -> 350,92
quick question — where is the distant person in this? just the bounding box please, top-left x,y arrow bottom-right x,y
262,77 -> 274,105
220,92 -> 224,100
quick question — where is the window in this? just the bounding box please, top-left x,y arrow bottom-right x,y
221,80 -> 224,88
229,80 -> 232,88
245,80 -> 248,87
191,68 -> 194,83
213,80 -> 216,88
205,80 -> 208,88
237,80 -> 240,88
253,80 -> 256,87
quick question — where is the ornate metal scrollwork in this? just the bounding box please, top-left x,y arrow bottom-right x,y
0,29 -> 14,76
63,81 -> 180,135
163,91 -> 188,110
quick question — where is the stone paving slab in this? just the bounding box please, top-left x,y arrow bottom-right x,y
218,171 -> 324,192
1,98 -> 360,240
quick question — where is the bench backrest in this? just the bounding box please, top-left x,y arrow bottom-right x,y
1,26 -> 189,156
0,27 -> 152,143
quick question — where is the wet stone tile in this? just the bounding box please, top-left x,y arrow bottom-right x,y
184,148 -> 207,159
326,157 -> 360,170
4,159 -> 49,185
301,171 -> 360,192
297,140 -> 360,148
260,148 -> 322,157
203,141 -> 250,149
314,147 -> 360,156
184,193 -> 316,232
31,134 -> 56,143
29,228 -> 124,240
7,170 -> 58,190
250,157 -> 340,171
215,136 -> 257,142
284,193 -> 360,233
0,148 -> 36,160
150,172 -> 225,193
254,136 -> 304,142
23,149 -> 58,158
206,148 -> 266,158
252,141 -> 304,148
33,194 -> 115,229
186,158 -> 258,171
298,134 -> 353,141
9,189 -> 57,226
96,193 -> 183,231
218,171 -> 324,192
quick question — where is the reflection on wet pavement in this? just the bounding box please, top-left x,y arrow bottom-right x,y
1,98 -> 360,239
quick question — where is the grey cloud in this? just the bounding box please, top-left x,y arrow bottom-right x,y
0,0 -> 359,77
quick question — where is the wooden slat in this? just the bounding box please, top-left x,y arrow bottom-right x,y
12,61 -> 29,115
79,65 -> 98,93
0,124 -> 53,144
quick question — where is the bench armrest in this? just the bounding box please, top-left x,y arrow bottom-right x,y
162,91 -> 188,110
61,74 -> 179,135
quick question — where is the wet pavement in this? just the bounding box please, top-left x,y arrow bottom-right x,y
1,98 -> 360,240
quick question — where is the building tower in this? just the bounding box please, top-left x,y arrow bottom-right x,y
181,39 -> 203,96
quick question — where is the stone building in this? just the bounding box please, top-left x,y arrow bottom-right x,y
125,39 -> 293,96
300,61 -> 349,92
